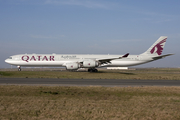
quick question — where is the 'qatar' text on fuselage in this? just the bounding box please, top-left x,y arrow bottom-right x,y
22,55 -> 55,62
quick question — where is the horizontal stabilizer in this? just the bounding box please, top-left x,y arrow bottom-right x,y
152,54 -> 174,60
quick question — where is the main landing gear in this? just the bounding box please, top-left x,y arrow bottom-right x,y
17,66 -> 21,71
88,68 -> 98,72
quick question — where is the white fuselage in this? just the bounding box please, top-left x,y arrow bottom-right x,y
5,54 -> 153,68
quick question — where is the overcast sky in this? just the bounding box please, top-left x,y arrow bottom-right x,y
0,0 -> 179,68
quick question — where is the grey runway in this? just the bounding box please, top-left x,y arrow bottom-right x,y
0,78 -> 180,87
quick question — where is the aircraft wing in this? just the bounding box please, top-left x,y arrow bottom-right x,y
97,53 -> 129,64
152,54 -> 174,60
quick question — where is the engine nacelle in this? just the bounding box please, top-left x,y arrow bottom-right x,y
83,60 -> 99,68
66,62 -> 80,70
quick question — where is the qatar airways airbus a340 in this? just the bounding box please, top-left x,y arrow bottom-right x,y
5,36 -> 173,72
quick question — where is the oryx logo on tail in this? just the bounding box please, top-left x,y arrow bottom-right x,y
150,38 -> 167,55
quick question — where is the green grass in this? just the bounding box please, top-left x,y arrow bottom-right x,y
0,68 -> 180,80
0,85 -> 180,120
0,71 -> 13,77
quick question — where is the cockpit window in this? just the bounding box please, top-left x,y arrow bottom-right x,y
9,57 -> 12,59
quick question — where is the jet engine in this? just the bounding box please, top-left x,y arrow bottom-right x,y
83,60 -> 99,68
66,62 -> 80,70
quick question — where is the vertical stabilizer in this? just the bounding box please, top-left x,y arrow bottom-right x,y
141,36 -> 167,56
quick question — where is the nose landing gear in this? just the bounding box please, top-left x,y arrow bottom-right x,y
17,66 -> 21,71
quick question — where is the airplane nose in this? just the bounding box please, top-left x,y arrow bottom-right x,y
5,59 -> 10,64
5,59 -> 8,63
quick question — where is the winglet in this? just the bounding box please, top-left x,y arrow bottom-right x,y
122,53 -> 129,58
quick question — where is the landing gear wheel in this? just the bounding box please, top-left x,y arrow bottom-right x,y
88,68 -> 93,72
88,68 -> 98,72
94,69 -> 98,72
